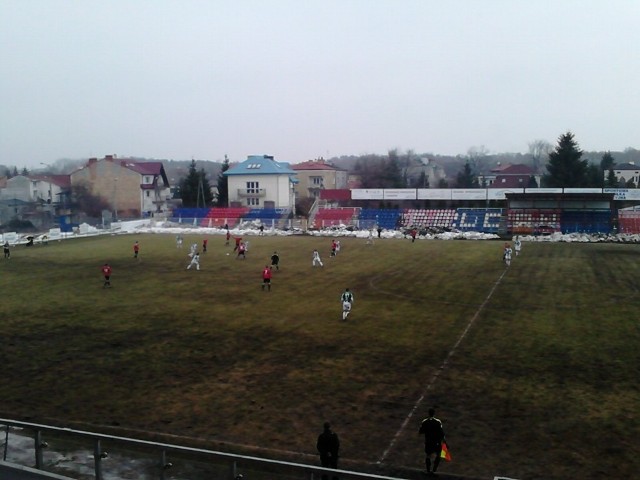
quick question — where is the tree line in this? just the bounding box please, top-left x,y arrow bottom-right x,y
178,131 -> 633,207
2,131 -> 635,210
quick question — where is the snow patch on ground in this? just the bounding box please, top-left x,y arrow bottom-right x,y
5,219 -> 640,245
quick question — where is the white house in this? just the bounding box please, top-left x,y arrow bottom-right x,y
611,162 -> 640,186
0,174 -> 70,205
27,175 -> 71,205
223,155 -> 298,210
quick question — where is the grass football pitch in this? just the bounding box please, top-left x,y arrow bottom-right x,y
1,233 -> 639,480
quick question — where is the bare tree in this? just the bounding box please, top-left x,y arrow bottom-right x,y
467,146 -> 490,175
528,139 -> 552,173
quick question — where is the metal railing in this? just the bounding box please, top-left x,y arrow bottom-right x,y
1,419 -> 409,480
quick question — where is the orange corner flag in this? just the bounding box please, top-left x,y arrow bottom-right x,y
440,442 -> 452,462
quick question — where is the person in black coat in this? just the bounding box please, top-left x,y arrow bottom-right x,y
317,422 -> 340,480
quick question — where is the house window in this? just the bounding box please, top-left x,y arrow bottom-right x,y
246,181 -> 259,194
144,176 -> 151,184
247,197 -> 260,206
311,176 -> 323,186
146,191 -> 150,197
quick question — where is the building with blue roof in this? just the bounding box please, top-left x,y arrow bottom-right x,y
223,155 -> 298,211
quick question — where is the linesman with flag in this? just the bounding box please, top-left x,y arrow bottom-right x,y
419,408 -> 450,476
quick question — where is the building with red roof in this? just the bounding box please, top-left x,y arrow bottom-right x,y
479,164 -> 541,189
291,159 -> 348,201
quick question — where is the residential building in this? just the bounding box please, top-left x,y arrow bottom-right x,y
0,174 -> 71,227
70,155 -> 171,217
0,175 -> 31,203
479,164 -> 541,189
0,174 -> 70,205
404,157 -> 447,188
0,198 -> 29,226
223,155 -> 298,210
291,159 -> 348,201
27,174 -> 71,206
611,162 -> 640,187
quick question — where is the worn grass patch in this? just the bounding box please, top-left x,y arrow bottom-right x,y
1,234 -> 639,480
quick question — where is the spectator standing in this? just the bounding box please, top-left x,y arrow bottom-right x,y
377,225 -> 382,238
418,408 -> 446,476
317,422 -> 340,480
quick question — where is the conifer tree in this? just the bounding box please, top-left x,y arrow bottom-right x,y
455,161 -> 479,188
215,155 -> 230,207
543,131 -> 589,187
179,160 -> 214,207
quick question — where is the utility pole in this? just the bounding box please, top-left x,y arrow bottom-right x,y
197,175 -> 206,208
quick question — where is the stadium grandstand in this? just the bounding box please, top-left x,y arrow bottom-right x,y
171,187 -> 640,236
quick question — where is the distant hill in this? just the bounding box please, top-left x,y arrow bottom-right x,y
329,148 -> 640,179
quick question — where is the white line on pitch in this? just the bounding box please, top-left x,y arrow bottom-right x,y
377,268 -> 508,465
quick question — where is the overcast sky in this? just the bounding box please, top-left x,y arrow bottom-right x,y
1,0 -> 638,168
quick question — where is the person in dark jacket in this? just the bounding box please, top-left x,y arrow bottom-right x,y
317,422 -> 340,480
270,251 -> 280,270
419,408 -> 445,476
